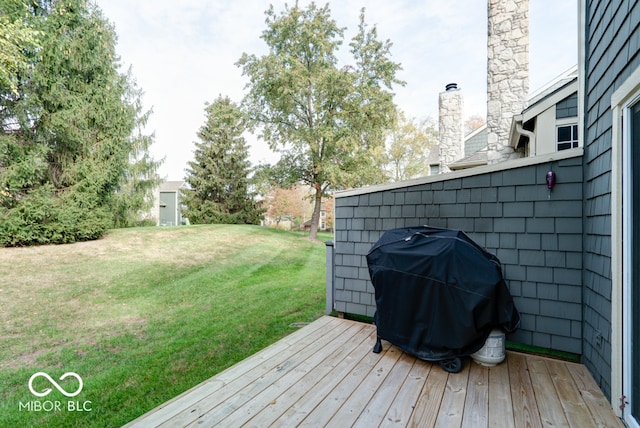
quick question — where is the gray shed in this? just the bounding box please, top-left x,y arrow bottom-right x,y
155,181 -> 188,226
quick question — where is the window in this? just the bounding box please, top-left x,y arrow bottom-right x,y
556,124 -> 578,150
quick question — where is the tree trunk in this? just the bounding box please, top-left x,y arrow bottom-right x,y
309,185 -> 323,240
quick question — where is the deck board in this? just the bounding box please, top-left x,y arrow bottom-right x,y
527,356 -> 569,427
545,358 -> 591,428
353,352 -> 416,427
462,363 -> 489,427
124,316 -> 624,428
488,360 -> 515,427
324,343 -> 403,427
435,362 -> 469,427
508,351 -> 544,428
381,358 -> 432,427
408,364 -> 448,427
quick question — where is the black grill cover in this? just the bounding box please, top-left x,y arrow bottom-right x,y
367,226 -> 520,361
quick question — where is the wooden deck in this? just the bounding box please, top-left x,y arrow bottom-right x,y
124,316 -> 623,427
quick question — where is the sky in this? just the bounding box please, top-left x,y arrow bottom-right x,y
93,0 -> 578,181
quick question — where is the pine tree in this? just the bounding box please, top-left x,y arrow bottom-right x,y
182,96 -> 263,225
0,0 -> 40,94
112,73 -> 162,228
0,0 -> 161,245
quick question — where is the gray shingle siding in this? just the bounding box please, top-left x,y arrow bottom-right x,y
330,1 -> 636,404
582,0 -> 640,400
465,127 -> 488,157
333,152 -> 584,355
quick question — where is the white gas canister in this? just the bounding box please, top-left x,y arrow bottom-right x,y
471,329 -> 506,366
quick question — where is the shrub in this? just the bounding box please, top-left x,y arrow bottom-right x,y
0,187 -> 110,246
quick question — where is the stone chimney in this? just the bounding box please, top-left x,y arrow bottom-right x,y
486,0 -> 529,164
438,83 -> 464,173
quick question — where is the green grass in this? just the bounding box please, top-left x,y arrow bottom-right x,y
0,225 -> 327,427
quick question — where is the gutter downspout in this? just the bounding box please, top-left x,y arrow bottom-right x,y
515,116 -> 536,157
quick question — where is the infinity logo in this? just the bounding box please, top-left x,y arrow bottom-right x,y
28,372 -> 83,398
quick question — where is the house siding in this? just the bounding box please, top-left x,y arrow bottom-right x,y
333,152 -> 584,355
584,0 -> 640,400
465,127 -> 488,157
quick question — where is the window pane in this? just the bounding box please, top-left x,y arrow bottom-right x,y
557,126 -> 572,142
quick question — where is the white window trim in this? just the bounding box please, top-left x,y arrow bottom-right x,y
611,63 -> 640,423
556,117 -> 578,126
555,123 -> 579,151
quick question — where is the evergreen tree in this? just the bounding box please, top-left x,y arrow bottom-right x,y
182,96 -> 263,225
112,73 -> 162,228
0,0 -> 40,94
0,0 -> 161,245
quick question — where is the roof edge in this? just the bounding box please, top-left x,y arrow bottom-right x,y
335,147 -> 583,198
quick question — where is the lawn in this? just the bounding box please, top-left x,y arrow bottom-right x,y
0,225 -> 329,427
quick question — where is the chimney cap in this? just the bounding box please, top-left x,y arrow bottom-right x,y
445,83 -> 458,91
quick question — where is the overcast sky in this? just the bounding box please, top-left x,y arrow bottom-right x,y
93,0 -> 578,181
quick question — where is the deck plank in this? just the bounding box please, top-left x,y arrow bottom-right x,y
407,366 -> 448,428
125,315 -> 339,428
544,358 -> 594,428
488,359 -> 515,428
462,363 -> 489,427
160,317 -> 348,427
353,352 -> 416,427
245,324 -> 374,426
124,317 -> 624,428
218,322 -> 368,427
565,362 -> 625,428
323,344 -> 403,427
508,352 -> 543,428
527,356 -> 569,427
380,359 -> 433,427
296,344 -> 393,427
177,318 -> 354,427
434,362 -> 470,427
277,328 -> 380,426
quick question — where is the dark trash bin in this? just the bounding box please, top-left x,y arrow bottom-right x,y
366,226 -> 520,373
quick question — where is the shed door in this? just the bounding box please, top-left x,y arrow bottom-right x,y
159,192 -> 176,226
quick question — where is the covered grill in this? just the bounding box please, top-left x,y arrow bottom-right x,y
366,226 -> 520,372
